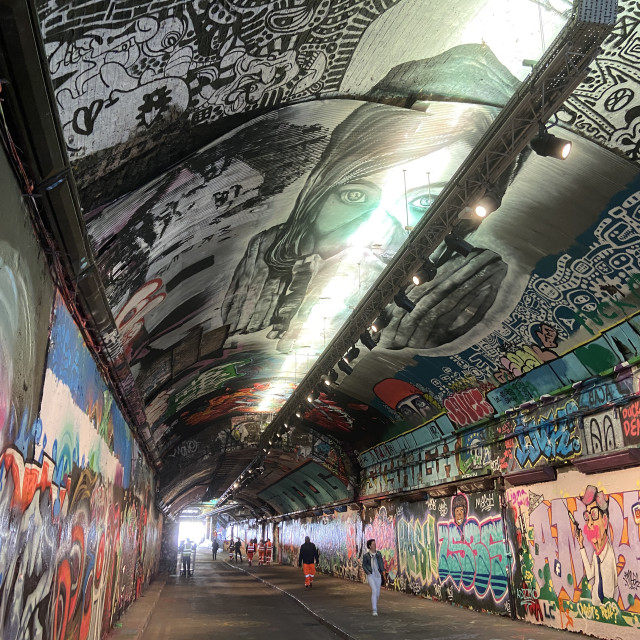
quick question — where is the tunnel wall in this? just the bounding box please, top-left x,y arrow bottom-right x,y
271,362 -> 640,639
0,148 -> 162,640
276,464 -> 639,640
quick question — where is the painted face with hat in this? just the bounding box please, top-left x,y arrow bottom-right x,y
579,485 -> 610,554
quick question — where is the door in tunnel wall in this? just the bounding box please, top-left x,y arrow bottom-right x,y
1,292 -> 162,640
505,468 -> 640,640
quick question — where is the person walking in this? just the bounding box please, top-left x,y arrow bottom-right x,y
228,540 -> 234,561
234,538 -> 243,563
362,539 -> 385,615
211,539 -> 219,560
265,538 -> 273,565
298,536 -> 319,588
246,539 -> 256,566
257,538 -> 266,566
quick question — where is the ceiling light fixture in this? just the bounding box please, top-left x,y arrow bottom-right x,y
394,290 -> 415,313
473,192 -> 501,217
325,369 -> 339,385
344,346 -> 360,363
531,130 -> 572,160
359,330 -> 377,351
444,233 -> 473,257
412,260 -> 437,286
371,314 -> 388,333
338,359 -> 353,375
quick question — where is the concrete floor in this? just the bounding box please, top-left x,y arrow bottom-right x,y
109,548 -> 583,640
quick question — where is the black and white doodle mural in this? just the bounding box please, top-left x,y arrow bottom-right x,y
562,0 -> 640,163
36,0 -> 568,205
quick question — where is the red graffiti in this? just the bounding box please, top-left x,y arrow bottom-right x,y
622,399 -> 640,438
443,388 -> 494,427
0,448 -> 69,515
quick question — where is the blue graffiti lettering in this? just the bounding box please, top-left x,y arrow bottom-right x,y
437,516 -> 509,602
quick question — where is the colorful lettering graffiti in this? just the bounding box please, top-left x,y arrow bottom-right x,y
396,513 -> 438,587
508,474 -> 640,634
443,388 -> 494,427
621,399 -> 640,442
514,402 -> 581,468
437,493 -> 510,603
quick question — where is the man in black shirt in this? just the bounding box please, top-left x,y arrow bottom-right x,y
298,536 -> 319,588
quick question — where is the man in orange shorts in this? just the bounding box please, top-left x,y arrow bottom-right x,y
298,536 -> 319,587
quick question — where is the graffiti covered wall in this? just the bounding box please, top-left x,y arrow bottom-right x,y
507,468 -> 640,640
277,490 -> 512,614
279,509 -> 363,580
1,293 -> 162,639
1,157 -> 162,640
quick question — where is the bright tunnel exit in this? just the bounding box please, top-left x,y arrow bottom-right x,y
178,519 -> 205,545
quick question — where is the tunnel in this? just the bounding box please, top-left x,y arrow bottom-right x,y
1,1 -> 640,639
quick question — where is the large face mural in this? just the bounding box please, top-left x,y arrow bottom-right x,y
88,96 -> 508,452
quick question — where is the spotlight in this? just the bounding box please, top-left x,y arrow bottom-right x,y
306,389 -> 319,403
531,131 -> 572,160
344,346 -> 360,363
360,330 -> 377,351
338,359 -> 353,375
473,192 -> 501,217
412,261 -> 437,286
295,409 -> 302,418
325,369 -> 339,385
371,314 -> 388,333
394,290 -> 415,313
444,233 -> 473,257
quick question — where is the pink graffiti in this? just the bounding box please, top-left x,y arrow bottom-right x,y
443,388 -> 494,427
528,491 -> 640,610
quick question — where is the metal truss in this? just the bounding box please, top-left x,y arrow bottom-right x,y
251,1 -> 618,454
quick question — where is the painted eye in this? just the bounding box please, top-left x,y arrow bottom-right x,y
339,189 -> 368,204
409,194 -> 435,211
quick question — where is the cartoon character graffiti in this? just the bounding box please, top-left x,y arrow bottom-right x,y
452,493 -> 469,541
574,485 -> 617,605
373,378 -> 439,426
499,322 -> 560,378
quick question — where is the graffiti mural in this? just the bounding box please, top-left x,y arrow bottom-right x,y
279,509 -> 362,580
0,295 -> 161,640
507,469 -> 640,640
393,492 -> 512,613
561,0 -> 640,163
35,0 -> 567,205
0,149 -> 54,458
258,461 -> 353,514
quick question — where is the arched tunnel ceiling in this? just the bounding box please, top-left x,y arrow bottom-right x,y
30,0 -> 640,516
